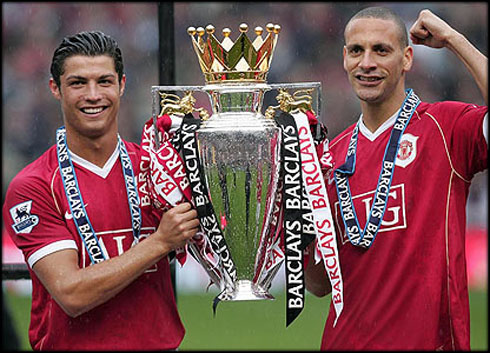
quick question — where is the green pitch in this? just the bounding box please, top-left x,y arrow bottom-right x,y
4,289 -> 488,350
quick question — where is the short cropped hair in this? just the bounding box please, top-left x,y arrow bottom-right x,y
50,31 -> 124,87
345,6 -> 409,48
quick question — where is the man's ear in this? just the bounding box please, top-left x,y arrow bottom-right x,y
402,46 -> 414,73
342,46 -> 348,72
119,74 -> 126,97
49,78 -> 61,100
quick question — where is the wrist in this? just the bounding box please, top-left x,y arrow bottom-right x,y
138,233 -> 171,261
445,30 -> 465,52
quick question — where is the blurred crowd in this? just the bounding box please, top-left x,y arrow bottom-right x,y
2,2 -> 487,227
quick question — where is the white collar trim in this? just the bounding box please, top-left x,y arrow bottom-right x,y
69,145 -> 119,179
359,109 -> 401,141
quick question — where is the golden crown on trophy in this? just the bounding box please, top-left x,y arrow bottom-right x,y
187,23 -> 281,84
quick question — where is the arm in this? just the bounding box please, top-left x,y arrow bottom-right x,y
32,202 -> 199,317
304,242 -> 331,297
409,9 -> 488,105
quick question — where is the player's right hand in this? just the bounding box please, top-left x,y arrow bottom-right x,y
153,202 -> 200,252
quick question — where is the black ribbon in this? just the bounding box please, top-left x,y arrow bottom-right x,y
273,110 -> 307,327
179,113 -> 238,313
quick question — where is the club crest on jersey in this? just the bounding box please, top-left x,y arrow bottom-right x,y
9,200 -> 39,234
396,133 -> 418,168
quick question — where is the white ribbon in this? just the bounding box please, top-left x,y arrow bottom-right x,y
292,111 -> 344,327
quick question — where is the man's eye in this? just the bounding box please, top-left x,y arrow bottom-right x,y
70,81 -> 84,86
374,46 -> 390,55
99,79 -> 114,85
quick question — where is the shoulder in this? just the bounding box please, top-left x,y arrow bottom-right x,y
415,100 -> 487,141
3,146 -> 62,241
122,140 -> 141,153
329,123 -> 357,150
6,146 -> 59,197
417,101 -> 488,176
417,101 -> 487,120
121,139 -> 142,164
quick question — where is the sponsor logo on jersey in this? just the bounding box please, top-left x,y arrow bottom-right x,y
81,230 -> 158,272
395,133 -> 418,168
334,184 -> 407,244
9,200 -> 39,234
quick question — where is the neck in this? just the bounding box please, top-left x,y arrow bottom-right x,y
65,130 -> 119,168
360,89 -> 407,133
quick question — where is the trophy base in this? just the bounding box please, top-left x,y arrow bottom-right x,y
224,280 -> 275,301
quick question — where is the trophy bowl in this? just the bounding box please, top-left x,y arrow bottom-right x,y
195,83 -> 282,301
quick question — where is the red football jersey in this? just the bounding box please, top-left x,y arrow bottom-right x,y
3,140 -> 185,350
320,101 -> 487,350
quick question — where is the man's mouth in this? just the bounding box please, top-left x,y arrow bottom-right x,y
356,75 -> 383,82
81,107 -> 105,114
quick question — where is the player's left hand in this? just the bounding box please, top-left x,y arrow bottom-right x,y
409,9 -> 456,49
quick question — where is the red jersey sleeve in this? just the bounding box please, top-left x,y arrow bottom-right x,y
425,101 -> 488,179
2,165 -> 77,268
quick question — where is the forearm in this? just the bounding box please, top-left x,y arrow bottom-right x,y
34,202 -> 198,317
35,235 -> 171,317
411,9 -> 488,105
74,237 -> 169,313
446,31 -> 488,105
305,268 -> 331,297
304,244 -> 331,297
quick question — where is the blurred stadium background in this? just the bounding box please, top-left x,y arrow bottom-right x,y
2,2 -> 487,350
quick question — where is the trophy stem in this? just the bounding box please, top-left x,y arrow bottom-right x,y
203,83 -> 269,116
223,280 -> 274,301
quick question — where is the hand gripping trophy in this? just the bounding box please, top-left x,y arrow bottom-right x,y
138,23 -> 344,326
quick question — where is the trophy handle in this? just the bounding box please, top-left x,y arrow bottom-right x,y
264,88 -> 316,119
151,85 -> 209,149
159,91 -> 210,121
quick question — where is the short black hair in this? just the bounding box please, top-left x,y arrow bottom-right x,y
345,6 -> 408,48
50,31 -> 124,87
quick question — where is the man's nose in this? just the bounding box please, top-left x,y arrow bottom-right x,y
359,51 -> 377,71
84,82 -> 103,101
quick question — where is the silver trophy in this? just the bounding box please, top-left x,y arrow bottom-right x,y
150,23 -> 321,303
